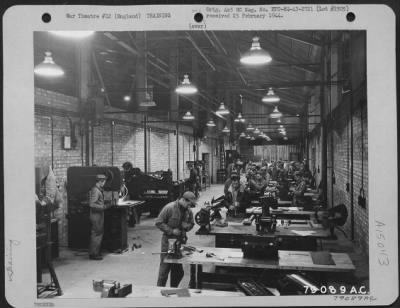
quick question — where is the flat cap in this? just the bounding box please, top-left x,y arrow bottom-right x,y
182,191 -> 197,203
96,174 -> 107,180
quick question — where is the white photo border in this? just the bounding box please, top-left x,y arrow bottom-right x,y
3,4 -> 398,307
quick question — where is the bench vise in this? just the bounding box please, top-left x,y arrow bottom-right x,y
93,279 -> 132,298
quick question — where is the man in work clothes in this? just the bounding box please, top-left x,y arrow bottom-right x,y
155,191 -> 195,287
88,174 -> 111,260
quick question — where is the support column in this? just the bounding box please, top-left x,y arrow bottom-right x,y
170,41 -> 179,121
136,32 -> 146,112
192,54 -> 200,161
320,38 -> 328,208
176,122 -> 180,181
77,40 -> 92,166
304,105 -> 310,164
144,115 -> 148,173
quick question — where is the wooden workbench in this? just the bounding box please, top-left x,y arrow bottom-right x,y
102,200 -> 145,251
164,247 -> 355,289
199,222 -> 332,251
127,285 -> 245,297
208,223 -> 331,238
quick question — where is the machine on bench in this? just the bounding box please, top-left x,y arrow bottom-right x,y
195,195 -> 228,234
243,192 -> 278,231
123,162 -> 184,217
93,279 -> 132,298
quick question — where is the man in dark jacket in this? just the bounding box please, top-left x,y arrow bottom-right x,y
187,164 -> 199,198
155,191 -> 195,287
88,174 -> 111,260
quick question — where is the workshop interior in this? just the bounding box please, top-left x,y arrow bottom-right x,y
34,30 -> 368,298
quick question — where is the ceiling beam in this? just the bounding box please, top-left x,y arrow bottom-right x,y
277,33 -> 323,47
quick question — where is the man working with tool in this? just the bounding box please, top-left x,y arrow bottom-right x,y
155,191 -> 195,287
88,174 -> 112,260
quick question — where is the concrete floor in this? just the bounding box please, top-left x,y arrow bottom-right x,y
43,184 -> 369,298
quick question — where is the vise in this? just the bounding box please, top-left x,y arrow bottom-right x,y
93,279 -> 132,298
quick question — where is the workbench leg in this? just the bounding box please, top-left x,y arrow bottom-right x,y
197,265 -> 203,289
189,264 -> 196,289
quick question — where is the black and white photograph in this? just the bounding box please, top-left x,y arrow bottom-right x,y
3,4 -> 398,308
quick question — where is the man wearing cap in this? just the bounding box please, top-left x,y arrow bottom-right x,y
155,191 -> 195,287
88,174 -> 111,260
224,172 -> 245,214
290,171 -> 307,205
248,171 -> 267,193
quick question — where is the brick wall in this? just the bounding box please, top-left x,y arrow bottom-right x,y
35,112 -> 84,247
316,101 -> 368,254
34,88 -> 207,248
149,129 -> 170,172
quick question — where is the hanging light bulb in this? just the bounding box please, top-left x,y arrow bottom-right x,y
262,87 -> 280,103
34,51 -> 65,77
206,119 -> 216,127
239,132 -> 246,138
50,31 -> 95,38
254,128 -> 261,134
234,113 -> 245,122
276,118 -> 282,123
283,136 -> 288,140
240,37 -> 272,65
175,74 -> 198,94
246,123 -> 255,131
123,95 -> 131,102
216,102 -> 230,115
250,136 -> 256,141
245,134 -> 251,139
222,125 -> 230,133
269,106 -> 283,118
182,111 -> 195,120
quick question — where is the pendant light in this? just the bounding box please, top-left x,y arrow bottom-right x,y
216,102 -> 230,115
50,31 -> 94,38
262,88 -> 280,103
245,135 -> 251,139
276,118 -> 282,123
240,37 -> 272,65
250,136 -> 256,141
206,119 -> 216,127
246,123 -> 255,131
34,51 -> 65,77
254,128 -> 261,134
239,132 -> 246,138
283,136 -> 288,140
269,106 -> 283,119
175,74 -> 198,94
222,125 -> 230,133
234,113 -> 245,122
182,111 -> 195,120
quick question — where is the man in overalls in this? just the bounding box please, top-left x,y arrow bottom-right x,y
155,191 -> 195,287
88,174 -> 110,260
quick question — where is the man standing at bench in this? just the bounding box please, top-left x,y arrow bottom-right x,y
155,191 -> 195,287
